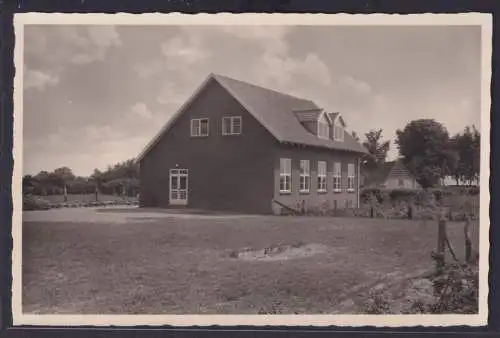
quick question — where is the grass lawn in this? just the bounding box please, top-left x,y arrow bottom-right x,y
22,209 -> 477,314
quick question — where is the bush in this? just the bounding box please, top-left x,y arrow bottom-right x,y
362,263 -> 478,314
23,195 -> 50,211
360,188 -> 387,204
465,186 -> 480,196
388,189 -> 419,202
421,263 -> 478,314
363,291 -> 391,314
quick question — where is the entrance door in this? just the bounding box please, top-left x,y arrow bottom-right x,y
169,169 -> 188,205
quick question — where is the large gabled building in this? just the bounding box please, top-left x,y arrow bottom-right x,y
136,73 -> 368,214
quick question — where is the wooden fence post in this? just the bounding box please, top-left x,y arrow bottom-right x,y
464,215 -> 472,263
436,217 -> 446,270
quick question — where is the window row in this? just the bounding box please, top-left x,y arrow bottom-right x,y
190,116 -> 242,137
279,158 -> 356,194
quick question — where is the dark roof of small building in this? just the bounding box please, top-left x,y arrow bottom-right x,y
363,159 -> 417,188
136,73 -> 369,161
364,161 -> 397,187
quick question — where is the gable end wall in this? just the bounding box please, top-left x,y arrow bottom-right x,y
139,80 -> 276,214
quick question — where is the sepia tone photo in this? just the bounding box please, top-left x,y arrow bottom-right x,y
13,13 -> 491,327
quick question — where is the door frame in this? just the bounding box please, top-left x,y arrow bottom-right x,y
169,168 -> 188,206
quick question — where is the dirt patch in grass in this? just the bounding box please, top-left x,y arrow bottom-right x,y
228,243 -> 329,261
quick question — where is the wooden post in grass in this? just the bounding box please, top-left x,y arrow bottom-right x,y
436,216 -> 447,270
464,215 -> 472,262
63,184 -> 68,203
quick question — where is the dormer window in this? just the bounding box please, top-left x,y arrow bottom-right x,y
317,120 -> 330,139
333,125 -> 344,141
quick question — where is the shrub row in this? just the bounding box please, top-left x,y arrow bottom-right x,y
278,205 -> 478,221
23,196 -> 138,211
360,187 -> 479,204
47,200 -> 139,209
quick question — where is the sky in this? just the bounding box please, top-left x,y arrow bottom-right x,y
22,24 -> 482,176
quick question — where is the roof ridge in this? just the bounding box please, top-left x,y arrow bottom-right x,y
136,72 -> 368,162
212,73 -> 317,105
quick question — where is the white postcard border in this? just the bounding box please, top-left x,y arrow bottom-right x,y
12,12 -> 492,327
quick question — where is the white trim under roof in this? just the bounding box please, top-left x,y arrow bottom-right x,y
317,111 -> 330,139
330,113 -> 346,128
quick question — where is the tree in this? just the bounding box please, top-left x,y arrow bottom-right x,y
53,167 -> 75,183
51,167 -> 75,201
396,119 -> 457,189
28,158 -> 141,198
33,170 -> 51,195
471,125 -> 480,184
362,129 -> 391,171
450,125 -> 481,185
351,131 -> 360,142
22,175 -> 35,195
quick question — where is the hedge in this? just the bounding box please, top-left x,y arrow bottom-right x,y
361,186 -> 479,205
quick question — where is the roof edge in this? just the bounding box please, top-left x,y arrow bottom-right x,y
281,140 -> 369,155
135,73 -> 217,163
213,75 -> 284,142
136,73 -> 369,162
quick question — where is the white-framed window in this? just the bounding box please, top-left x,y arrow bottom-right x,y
333,125 -> 344,141
333,161 -> 342,192
299,160 -> 311,193
279,158 -> 292,193
317,161 -> 327,192
347,163 -> 355,192
222,116 -> 242,135
190,118 -> 209,137
317,121 -> 330,139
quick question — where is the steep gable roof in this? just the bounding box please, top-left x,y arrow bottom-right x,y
365,161 -> 397,187
136,73 -> 368,162
364,159 -> 416,187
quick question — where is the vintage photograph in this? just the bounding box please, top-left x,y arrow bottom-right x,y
14,13 -> 491,326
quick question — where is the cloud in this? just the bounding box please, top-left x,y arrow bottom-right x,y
156,82 -> 185,106
134,60 -> 164,79
24,68 -> 59,91
88,26 -> 122,49
217,26 -> 292,56
212,26 -> 332,95
130,102 -> 153,119
338,76 -> 373,96
22,25 -> 481,177
24,126 -> 149,176
70,26 -> 122,65
83,124 -> 120,142
218,26 -> 291,41
161,36 -> 211,71
24,27 -> 48,56
25,25 -> 122,72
